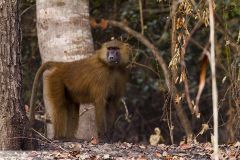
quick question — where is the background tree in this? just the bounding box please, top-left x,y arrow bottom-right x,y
0,0 -> 31,150
36,0 -> 96,140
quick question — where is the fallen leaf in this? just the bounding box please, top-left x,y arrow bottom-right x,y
180,143 -> 191,150
91,137 -> 98,145
100,19 -> 108,30
154,152 -> 162,158
234,141 -> 240,147
103,154 -> 110,159
139,145 -> 146,149
162,151 -> 168,157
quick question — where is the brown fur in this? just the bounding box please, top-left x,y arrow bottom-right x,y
29,40 -> 131,139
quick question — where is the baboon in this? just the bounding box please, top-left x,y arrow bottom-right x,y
29,40 -> 131,139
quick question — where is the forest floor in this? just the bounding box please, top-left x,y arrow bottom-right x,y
1,141 -> 239,159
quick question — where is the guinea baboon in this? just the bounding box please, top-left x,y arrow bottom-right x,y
29,40 -> 131,139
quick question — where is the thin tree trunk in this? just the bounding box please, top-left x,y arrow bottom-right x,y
208,0 -> 219,159
36,0 -> 97,140
170,0 -> 193,140
0,0 -> 32,150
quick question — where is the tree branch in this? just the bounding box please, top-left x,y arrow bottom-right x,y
107,20 -> 171,91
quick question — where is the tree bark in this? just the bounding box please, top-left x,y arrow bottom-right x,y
36,0 -> 97,140
0,0 -> 32,150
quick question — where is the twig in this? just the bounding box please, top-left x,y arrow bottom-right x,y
190,38 -> 206,50
164,95 -> 174,144
208,0 -> 219,159
180,59 -> 194,114
32,128 -> 69,152
139,0 -> 144,34
9,136 -> 57,148
131,61 -> 160,76
184,20 -> 203,51
180,34 -> 194,114
21,4 -> 36,16
121,99 -> 131,122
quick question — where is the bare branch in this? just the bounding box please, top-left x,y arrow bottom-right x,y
107,20 -> 171,91
138,0 -> 144,35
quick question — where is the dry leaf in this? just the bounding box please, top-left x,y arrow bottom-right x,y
222,76 -> 227,84
199,124 -> 209,135
154,152 -> 162,158
195,55 -> 208,116
103,154 -> 110,159
90,19 -> 98,28
68,144 -> 75,149
149,127 -> 164,146
100,19 -> 108,30
25,105 -> 29,113
234,141 -> 240,147
180,143 -> 191,150
90,137 -> 98,145
174,94 -> 182,104
139,145 -> 146,149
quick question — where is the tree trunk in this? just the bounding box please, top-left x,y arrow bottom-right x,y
0,0 -> 32,150
36,0 -> 97,140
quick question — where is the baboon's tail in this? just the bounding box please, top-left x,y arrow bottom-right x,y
29,61 -> 57,126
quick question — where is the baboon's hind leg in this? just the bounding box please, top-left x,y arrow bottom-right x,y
95,99 -> 107,137
46,78 -> 68,139
66,103 -> 79,139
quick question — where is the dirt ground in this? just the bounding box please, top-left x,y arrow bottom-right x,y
1,141 -> 239,160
